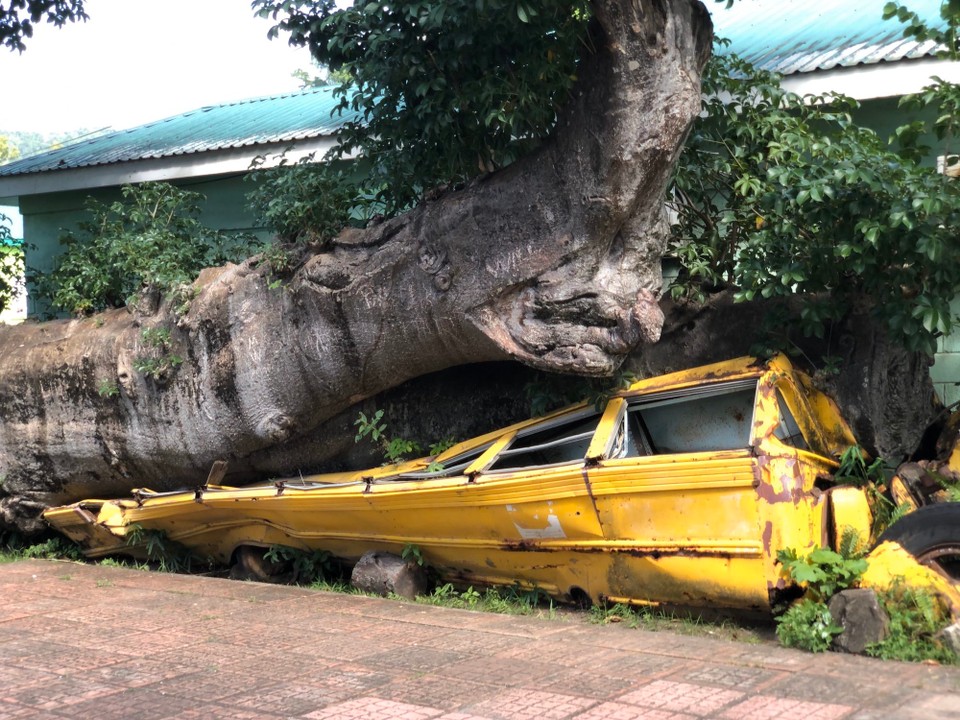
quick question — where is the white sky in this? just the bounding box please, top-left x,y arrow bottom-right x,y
0,0 -> 315,135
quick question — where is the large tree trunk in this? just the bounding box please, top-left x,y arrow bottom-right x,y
0,0 -> 713,532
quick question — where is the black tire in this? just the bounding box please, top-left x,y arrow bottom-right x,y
877,504 -> 960,581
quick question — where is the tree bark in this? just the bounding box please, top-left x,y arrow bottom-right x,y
0,0 -> 713,532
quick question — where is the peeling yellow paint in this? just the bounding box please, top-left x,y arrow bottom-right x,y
862,541 -> 960,617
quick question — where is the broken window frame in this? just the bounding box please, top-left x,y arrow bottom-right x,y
393,443 -> 495,480
772,389 -> 809,451
615,379 -> 760,457
482,406 -> 603,473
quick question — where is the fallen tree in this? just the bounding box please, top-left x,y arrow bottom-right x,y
0,0 -> 713,532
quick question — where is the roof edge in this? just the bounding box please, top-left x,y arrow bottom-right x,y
0,137 -> 338,202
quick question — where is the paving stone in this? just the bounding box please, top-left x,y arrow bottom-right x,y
302,696 -> 445,719
0,559 -> 959,720
465,688 -> 597,719
436,655 -> 562,688
39,688 -> 203,720
762,672 -> 903,708
363,645 -> 469,673
616,680 -> 744,716
671,663 -> 783,691
226,680 -> 354,715
568,702 -> 695,720
717,695 -> 854,720
878,691 -> 960,719
539,671 -> 649,699
380,675 -> 499,711
0,704 -> 64,720
0,675 -> 122,711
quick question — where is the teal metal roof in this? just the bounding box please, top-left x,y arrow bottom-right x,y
0,86 -> 357,178
0,2 -> 949,180
714,0 -> 946,74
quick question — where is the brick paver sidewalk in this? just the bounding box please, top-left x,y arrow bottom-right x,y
1,559 -> 959,719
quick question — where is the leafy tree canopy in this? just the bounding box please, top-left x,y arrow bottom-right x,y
0,0 -> 86,52
0,135 -> 19,163
670,2 -> 960,355
253,0 -> 592,213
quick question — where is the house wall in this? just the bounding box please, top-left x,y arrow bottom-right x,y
19,172 -> 269,317
852,96 -> 943,166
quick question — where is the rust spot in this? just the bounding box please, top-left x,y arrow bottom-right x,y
499,541 -> 738,560
754,454 -> 807,504
580,468 -> 604,531
761,521 -> 773,555
754,481 -> 793,504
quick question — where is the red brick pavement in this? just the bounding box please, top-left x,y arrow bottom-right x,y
0,559 -> 958,719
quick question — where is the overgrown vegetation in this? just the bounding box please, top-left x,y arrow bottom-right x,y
354,408 -> 455,466
0,532 -> 83,563
246,155 -> 358,244
774,539 -> 958,663
833,445 -> 912,538
669,25 -> 960,355
254,0 -> 591,215
125,524 -> 212,573
867,584 -> 958,663
775,598 -> 843,652
777,547 -> 869,602
417,582 -> 554,616
31,182 -> 259,316
133,326 -> 184,381
588,601 -> 765,643
263,545 -> 336,584
0,213 -> 23,315
774,542 -> 869,653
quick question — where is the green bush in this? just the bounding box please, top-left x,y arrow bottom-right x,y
670,41 -> 960,355
867,585 -> 957,664
776,598 -> 842,652
0,218 -> 23,315
246,156 -> 358,244
32,182 -> 259,316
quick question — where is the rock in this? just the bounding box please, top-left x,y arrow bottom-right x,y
229,545 -> 293,584
350,551 -> 429,600
828,588 -> 890,654
941,622 -> 960,656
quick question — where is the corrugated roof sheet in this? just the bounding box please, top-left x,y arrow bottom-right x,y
712,0 -> 947,74
0,86 -> 358,177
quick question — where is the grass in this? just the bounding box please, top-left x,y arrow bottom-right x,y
588,602 -> 768,644
414,582 -> 558,618
0,534 -> 84,563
